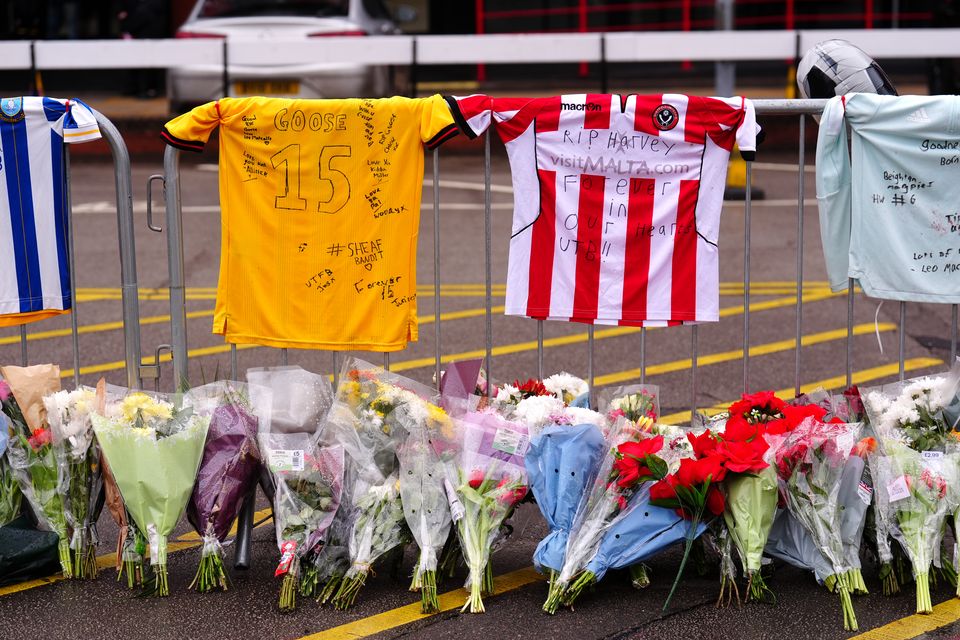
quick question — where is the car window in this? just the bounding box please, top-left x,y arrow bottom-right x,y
361,0 -> 391,20
197,0 -> 349,19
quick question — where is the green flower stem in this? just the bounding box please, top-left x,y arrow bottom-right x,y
846,568 -> 868,595
563,570 -> 596,608
317,574 -> 342,605
333,565 -> 370,611
461,562 -> 486,613
916,571 -> 932,614
838,573 -> 858,631
879,562 -> 900,596
662,526 -> 697,613
543,571 -> 568,614
419,570 -> 438,613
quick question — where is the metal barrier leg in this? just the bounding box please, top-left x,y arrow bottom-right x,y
233,486 -> 256,570
484,133 -> 493,397
952,305 -> 958,364
691,325 -> 699,423
280,348 -> 288,366
64,146 -> 81,388
794,115 -> 805,397
899,302 -> 906,381
383,352 -> 390,372
743,160 -> 752,393
230,343 -> 238,381
19,326 -> 27,366
639,327 -> 647,385
433,148 -> 441,389
333,352 -> 340,389
846,280 -> 854,387
537,321 -> 544,380
163,146 -> 188,390
587,324 -> 595,408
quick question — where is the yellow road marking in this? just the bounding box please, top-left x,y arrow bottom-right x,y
659,357 -> 944,424
0,508 -> 272,597
593,322 -> 895,387
298,566 -> 544,640
850,597 -> 960,640
0,310 -> 212,346
57,292 -> 836,380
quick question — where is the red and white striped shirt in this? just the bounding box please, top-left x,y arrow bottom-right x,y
447,93 -> 757,326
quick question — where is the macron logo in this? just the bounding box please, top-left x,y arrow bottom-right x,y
561,102 -> 601,111
907,108 -> 931,123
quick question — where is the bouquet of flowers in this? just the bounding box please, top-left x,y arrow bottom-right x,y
538,416 -> 661,612
330,360 -> 438,609
262,430 -> 344,611
525,423 -> 607,600
0,410 -> 23,527
542,372 -> 590,407
92,390 -> 210,596
493,378 -> 564,438
184,381 -> 262,592
864,372 -> 960,612
768,418 -> 862,629
599,384 -> 660,425
648,429 -> 729,612
716,406 -> 778,604
398,401 -> 456,613
44,386 -> 103,579
0,365 -> 71,577
445,410 -> 529,613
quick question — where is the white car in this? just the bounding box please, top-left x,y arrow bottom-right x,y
168,0 -> 411,111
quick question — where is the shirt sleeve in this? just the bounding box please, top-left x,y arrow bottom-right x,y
736,98 -> 758,161
162,100 -> 221,152
444,94 -> 492,139
420,94 -> 459,150
62,99 -> 101,144
815,95 -> 853,293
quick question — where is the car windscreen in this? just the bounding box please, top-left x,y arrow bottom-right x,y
197,0 -> 350,18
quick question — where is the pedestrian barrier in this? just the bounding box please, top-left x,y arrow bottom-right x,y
10,109 -> 146,391
154,96 -> 960,570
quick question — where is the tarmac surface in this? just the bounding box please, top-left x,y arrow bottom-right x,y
0,137 -> 957,639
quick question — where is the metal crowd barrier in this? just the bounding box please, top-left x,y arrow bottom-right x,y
13,109 -> 145,391
159,96 -> 960,568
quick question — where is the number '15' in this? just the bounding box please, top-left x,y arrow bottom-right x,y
270,143 -> 351,214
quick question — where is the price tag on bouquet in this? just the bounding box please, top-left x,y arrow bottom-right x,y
492,428 -> 529,457
887,475 -> 911,503
921,451 -> 944,460
443,478 -> 466,522
268,449 -> 305,473
275,540 -> 297,576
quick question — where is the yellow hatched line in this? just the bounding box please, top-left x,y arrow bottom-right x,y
0,508 -> 272,597
658,357 -> 945,425
298,567 -> 544,640
593,322 -> 895,387
850,598 -> 960,640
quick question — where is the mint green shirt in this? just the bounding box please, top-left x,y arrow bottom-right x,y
817,93 -> 960,302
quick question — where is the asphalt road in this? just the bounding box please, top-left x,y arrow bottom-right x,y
0,140 -> 957,640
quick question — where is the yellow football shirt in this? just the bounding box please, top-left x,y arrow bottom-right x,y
162,96 -> 458,351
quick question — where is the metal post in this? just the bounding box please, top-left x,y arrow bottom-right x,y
280,348 -> 288,366
691,325 -> 699,424
65,145 -> 81,388
846,280 -> 854,387
599,34 -> 608,94
640,327 -> 647,385
230,343 -> 238,381
794,115 -> 805,396
899,302 -> 906,381
952,305 -> 958,364
714,0 -> 735,96
587,324 -> 595,408
19,326 -> 27,366
94,111 -> 142,390
433,148 -> 441,390
537,321 -> 544,380
333,352 -> 340,390
384,352 -> 391,372
484,133 -> 493,397
743,160 -> 752,393
163,145 -> 189,390
222,39 -> 230,98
